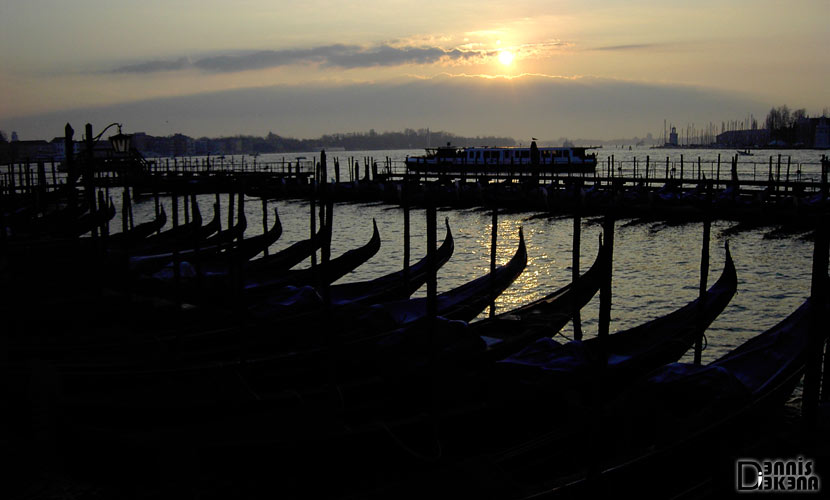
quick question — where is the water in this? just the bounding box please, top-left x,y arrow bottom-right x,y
126,146 -> 825,367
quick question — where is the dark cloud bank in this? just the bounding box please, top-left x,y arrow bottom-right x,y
7,75 -> 766,140
112,45 -> 481,74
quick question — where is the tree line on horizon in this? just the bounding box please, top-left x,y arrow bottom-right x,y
178,129 -> 518,156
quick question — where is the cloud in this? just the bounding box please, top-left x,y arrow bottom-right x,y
5,74 -> 768,141
592,43 -> 671,52
111,57 -> 191,74
111,44 -> 486,74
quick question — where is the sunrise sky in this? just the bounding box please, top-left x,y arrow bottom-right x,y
1,0 -> 828,140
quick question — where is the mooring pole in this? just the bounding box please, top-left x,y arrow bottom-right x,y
803,215 -> 828,428
121,187 -> 130,235
572,207 -> 583,340
403,174 -> 411,288
598,214 -> 614,339
152,186 -> 160,226
426,201 -> 438,324
128,187 -> 134,230
694,216 -> 711,365
184,190 -> 190,225
262,197 -> 269,257
237,188 -> 245,245
214,192 -> 221,231
320,151 -> 331,309
227,190 -> 235,234
489,204 -> 498,318
587,214 -> 614,498
310,178 -> 317,269
172,193 -> 179,228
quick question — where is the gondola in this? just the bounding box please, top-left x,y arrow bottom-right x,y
107,207 -> 167,246
487,293 -> 827,500
495,242 -> 737,392
202,205 -> 247,247
248,219 -> 455,319
61,198 -> 115,238
127,206 -> 267,274
242,225 -> 325,275
124,196 -> 219,256
242,219 -> 381,297
18,237 -> 597,499
294,245 -> 740,498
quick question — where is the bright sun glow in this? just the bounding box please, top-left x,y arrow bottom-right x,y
498,50 -> 514,66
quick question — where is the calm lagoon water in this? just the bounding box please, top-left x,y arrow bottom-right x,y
129,147 -> 825,367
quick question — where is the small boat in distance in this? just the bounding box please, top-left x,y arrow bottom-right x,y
737,149 -> 753,156
406,140 -> 598,174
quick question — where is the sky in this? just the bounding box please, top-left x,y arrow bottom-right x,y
1,0 -> 828,141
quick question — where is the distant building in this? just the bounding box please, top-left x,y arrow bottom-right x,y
715,129 -> 770,148
668,126 -> 678,146
8,140 -> 53,161
815,118 -> 830,149
795,117 -> 830,149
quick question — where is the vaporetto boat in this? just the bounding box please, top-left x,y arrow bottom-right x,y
405,141 -> 599,174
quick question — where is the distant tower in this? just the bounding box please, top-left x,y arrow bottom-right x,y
11,131 -> 18,142
669,126 -> 678,146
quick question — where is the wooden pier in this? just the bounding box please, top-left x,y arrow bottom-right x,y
4,151 -> 828,227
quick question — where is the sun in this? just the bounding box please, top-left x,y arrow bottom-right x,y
498,50 -> 515,66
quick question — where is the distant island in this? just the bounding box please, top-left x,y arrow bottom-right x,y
1,105 -> 827,162
128,129 -> 521,158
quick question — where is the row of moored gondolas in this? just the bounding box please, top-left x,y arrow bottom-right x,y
2,185 -> 827,499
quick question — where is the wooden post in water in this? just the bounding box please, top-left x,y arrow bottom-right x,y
803,215 -> 828,428
227,190 -> 235,234
587,214 -> 614,496
153,189 -> 161,232
776,154 -> 782,197
262,197 -> 269,257
489,205 -> 498,318
572,207 -> 583,340
785,157 -> 791,193
427,202 -> 438,324
403,174 -> 411,287
679,154 -> 684,186
97,190 -> 109,241
694,215 -> 711,365
121,187 -> 130,235
319,151 -> 330,308
237,187 -> 245,245
172,193 -> 179,228
716,154 -> 721,189
665,156 -> 669,180
310,178 -> 317,269
645,155 -> 650,186
334,158 -> 340,184
184,190 -> 190,225
598,214 -> 614,339
214,192 -> 221,231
